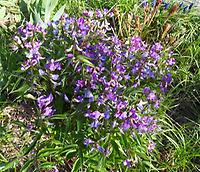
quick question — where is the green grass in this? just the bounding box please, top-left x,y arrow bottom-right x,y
157,115 -> 200,171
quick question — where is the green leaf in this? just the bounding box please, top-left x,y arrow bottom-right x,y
52,5 -> 65,21
40,162 -> 55,170
111,140 -> 127,156
50,113 -> 68,120
0,153 -> 7,162
12,120 -> 27,128
66,149 -> 77,159
33,7 -> 44,25
44,0 -> 58,23
10,84 -> 30,95
58,144 -> 78,155
0,159 -> 19,171
20,159 -> 34,172
96,157 -> 107,172
71,158 -> 81,172
38,148 -> 61,157
51,140 -> 62,145
143,161 -> 158,171
76,55 -> 94,67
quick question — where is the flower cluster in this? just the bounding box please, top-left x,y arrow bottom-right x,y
13,9 -> 175,169
37,94 -> 55,117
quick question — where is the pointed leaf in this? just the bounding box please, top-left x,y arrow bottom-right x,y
20,159 -> 34,172
0,159 -> 19,172
76,55 -> 94,67
71,158 -> 81,172
53,5 -> 65,21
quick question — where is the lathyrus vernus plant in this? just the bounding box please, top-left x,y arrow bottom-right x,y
12,9 -> 176,171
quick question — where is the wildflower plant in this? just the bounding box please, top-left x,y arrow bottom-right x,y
13,9 -> 176,170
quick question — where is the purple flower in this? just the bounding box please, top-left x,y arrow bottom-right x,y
129,54 -> 135,59
37,93 -> 55,117
53,29 -> 59,35
166,58 -> 175,66
137,100 -> 146,111
27,124 -> 33,131
147,92 -> 157,102
43,106 -> 55,116
150,51 -> 160,60
107,92 -> 117,102
83,10 -> 94,17
154,100 -> 160,108
120,120 -> 131,131
124,74 -> 130,80
21,58 -> 39,70
67,53 -> 74,59
142,52 -> 149,59
104,110 -> 110,120
86,66 -> 93,73
148,141 -> 156,152
45,59 -> 62,71
143,87 -> 151,95
116,101 -> 128,111
111,72 -> 118,80
76,80 -> 85,89
160,73 -> 172,93
123,159 -> 132,167
129,108 -> 136,116
77,18 -> 86,30
51,74 -> 59,81
84,89 -> 94,102
116,64 -> 126,74
135,116 -> 157,133
85,111 -> 103,120
90,120 -> 101,128
151,43 -> 163,52
37,94 -> 53,109
97,145 -> 105,153
75,95 -> 84,103
164,73 -> 172,84
115,111 -> 127,120
84,139 -> 94,146
130,36 -> 146,52
26,22 -> 35,31
39,69 -> 45,76
142,1 -> 148,8
96,9 -> 103,18
112,36 -> 121,46
164,2 -> 170,10
99,56 -> 107,61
